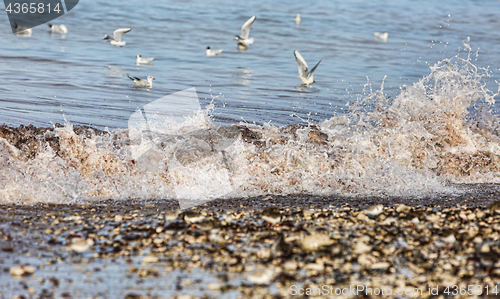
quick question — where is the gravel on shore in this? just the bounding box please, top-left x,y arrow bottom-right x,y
1,194 -> 500,298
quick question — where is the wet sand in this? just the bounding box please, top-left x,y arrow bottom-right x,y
1,192 -> 500,298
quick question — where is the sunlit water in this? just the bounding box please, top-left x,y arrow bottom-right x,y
1,0 -> 500,128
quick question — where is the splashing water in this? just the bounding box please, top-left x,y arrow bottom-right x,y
1,56 -> 499,205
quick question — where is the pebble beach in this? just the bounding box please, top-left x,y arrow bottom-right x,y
2,195 -> 500,298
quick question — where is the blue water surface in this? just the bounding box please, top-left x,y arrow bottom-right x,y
1,0 -> 500,128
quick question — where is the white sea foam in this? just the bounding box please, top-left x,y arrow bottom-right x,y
1,56 -> 499,205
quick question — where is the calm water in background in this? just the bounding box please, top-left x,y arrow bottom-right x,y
1,0 -> 500,129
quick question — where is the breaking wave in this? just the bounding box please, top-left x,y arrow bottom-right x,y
1,56 -> 500,205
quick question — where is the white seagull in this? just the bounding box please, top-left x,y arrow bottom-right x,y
235,16 -> 256,46
294,14 -> 301,24
128,75 -> 155,88
294,50 -> 322,86
136,54 -> 155,64
373,31 -> 389,42
48,23 -> 68,34
206,46 -> 223,56
103,28 -> 131,47
13,23 -> 32,36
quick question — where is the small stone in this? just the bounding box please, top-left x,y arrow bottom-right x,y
301,233 -> 334,251
442,233 -> 456,244
114,215 -> 123,222
473,236 -> 483,244
380,217 -> 397,226
364,204 -> 384,216
396,204 -> 411,213
246,268 -> 274,285
260,207 -> 281,224
357,213 -> 371,222
137,269 -> 149,277
409,263 -> 426,274
23,266 -> 35,274
10,266 -> 25,276
305,262 -> 324,271
426,214 -> 440,222
354,239 -> 372,254
9,265 -> 35,277
308,129 -> 328,144
341,262 -> 352,271
283,261 -> 297,271
481,244 -> 490,253
67,238 -> 94,253
371,262 -> 390,270
183,211 -> 205,224
488,201 -> 500,214
467,213 -> 476,221
165,209 -> 181,221
358,254 -> 377,267
257,249 -> 271,259
142,255 -> 159,264
207,283 -> 221,290
442,263 -> 452,271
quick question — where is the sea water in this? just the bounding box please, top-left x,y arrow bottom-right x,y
1,0 -> 500,205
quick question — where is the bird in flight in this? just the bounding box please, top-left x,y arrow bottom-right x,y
294,50 -> 322,86
103,28 -> 132,46
235,16 -> 256,47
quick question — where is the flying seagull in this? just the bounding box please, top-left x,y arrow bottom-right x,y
206,46 -> 223,56
136,54 -> 155,64
128,75 -> 155,88
294,50 -> 322,86
103,28 -> 131,47
235,16 -> 256,46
